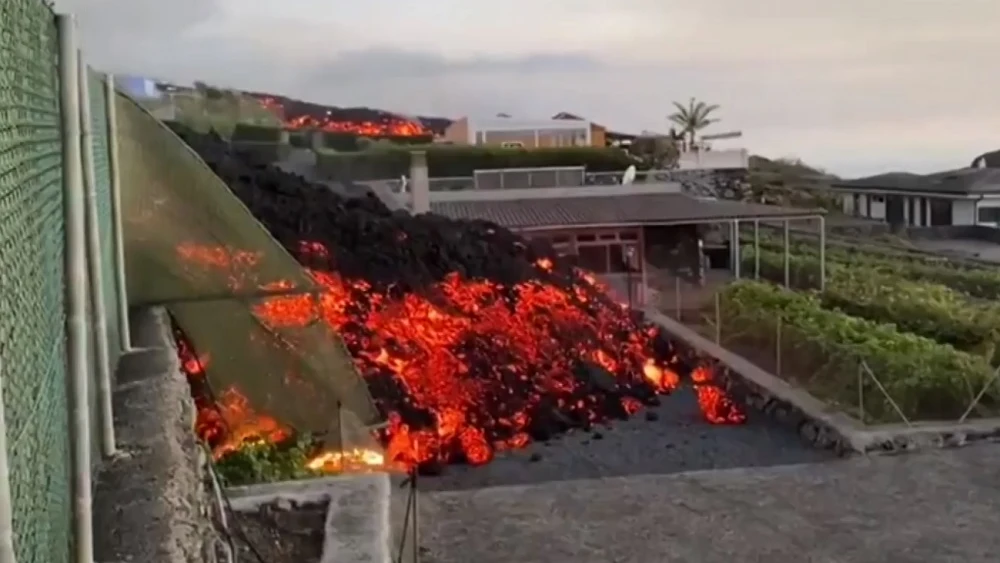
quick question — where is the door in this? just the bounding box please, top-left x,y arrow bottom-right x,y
885,196 -> 905,225
929,198 -> 953,226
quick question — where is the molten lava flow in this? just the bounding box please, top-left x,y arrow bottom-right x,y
176,331 -> 387,471
177,241 -> 745,471
256,96 -> 429,136
690,365 -> 747,424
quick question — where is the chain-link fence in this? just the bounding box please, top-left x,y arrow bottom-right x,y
2,5 -> 384,561
0,2 -> 72,563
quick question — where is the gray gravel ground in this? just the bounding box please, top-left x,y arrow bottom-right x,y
421,386 -> 833,491
420,442 -> 1000,563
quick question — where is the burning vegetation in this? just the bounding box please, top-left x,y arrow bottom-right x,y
171,125 -> 745,477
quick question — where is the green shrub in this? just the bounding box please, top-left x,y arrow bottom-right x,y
315,145 -> 639,180
319,131 -> 435,152
288,131 -> 311,148
231,123 -> 285,143
718,280 -> 997,421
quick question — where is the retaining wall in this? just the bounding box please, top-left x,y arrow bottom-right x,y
92,307 -> 219,562
645,310 -> 1000,455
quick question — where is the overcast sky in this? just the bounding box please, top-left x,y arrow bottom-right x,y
55,0 -> 999,176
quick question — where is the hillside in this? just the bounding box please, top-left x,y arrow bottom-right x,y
746,155 -> 842,211
243,91 -> 449,136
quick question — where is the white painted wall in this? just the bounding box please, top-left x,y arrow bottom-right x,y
676,149 -> 748,170
953,200 -> 976,226
841,194 -> 854,214
868,195 -> 886,220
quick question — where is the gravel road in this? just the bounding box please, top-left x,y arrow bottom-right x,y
421,385 -> 833,491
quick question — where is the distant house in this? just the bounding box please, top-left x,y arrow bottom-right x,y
830,168 -> 1000,227
442,116 -> 607,148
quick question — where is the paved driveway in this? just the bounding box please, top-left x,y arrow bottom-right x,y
420,443 -> 1000,563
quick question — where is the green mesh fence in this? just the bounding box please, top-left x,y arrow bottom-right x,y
0,2 -> 72,563
87,70 -> 121,378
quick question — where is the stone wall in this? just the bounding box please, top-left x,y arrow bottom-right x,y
93,308 -> 220,563
663,169 -> 750,200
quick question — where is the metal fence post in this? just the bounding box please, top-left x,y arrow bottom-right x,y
104,73 -> 131,351
0,360 -> 17,563
57,14 -> 95,563
775,316 -> 782,376
818,215 -> 827,291
79,55 -> 116,459
782,220 -> 791,288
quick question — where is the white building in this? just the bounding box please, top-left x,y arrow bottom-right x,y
441,116 -> 598,148
830,169 -> 1000,227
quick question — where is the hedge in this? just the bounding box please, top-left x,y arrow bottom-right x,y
231,123 -> 285,143
230,141 -> 290,164
315,145 -> 640,180
319,131 -> 435,152
288,130 -> 311,148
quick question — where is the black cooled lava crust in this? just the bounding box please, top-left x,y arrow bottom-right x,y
169,126 -> 718,465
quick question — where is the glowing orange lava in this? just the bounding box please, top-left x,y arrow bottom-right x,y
178,335 -> 387,471
177,242 -> 745,471
256,96 -> 430,137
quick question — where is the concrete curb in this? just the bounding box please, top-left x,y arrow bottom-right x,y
645,309 -> 1000,454
227,473 -> 394,563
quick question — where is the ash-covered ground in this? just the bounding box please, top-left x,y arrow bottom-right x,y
421,386 -> 834,491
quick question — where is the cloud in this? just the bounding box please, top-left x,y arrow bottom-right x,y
50,0 -> 1000,176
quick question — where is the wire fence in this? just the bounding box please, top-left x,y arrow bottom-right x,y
0,6 -> 128,563
642,267 -> 1000,425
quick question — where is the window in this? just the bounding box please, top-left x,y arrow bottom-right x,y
576,234 -> 597,243
552,243 -> 572,257
978,206 -> 1000,224
609,244 -> 639,273
619,231 -> 639,241
871,196 -> 885,203
576,246 -> 608,273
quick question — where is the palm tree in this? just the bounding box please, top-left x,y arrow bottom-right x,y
668,98 -> 720,148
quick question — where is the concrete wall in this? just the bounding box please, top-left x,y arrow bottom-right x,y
643,225 -> 703,284
442,117 -> 470,144
953,199 -> 977,226
676,149 -> 749,170
93,307 -> 219,563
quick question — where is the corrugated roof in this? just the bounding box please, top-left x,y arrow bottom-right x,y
430,193 -> 819,229
832,168 -> 1000,194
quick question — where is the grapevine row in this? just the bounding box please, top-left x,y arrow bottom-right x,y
745,239 -> 1000,300
740,247 -> 1000,363
717,281 -> 997,421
